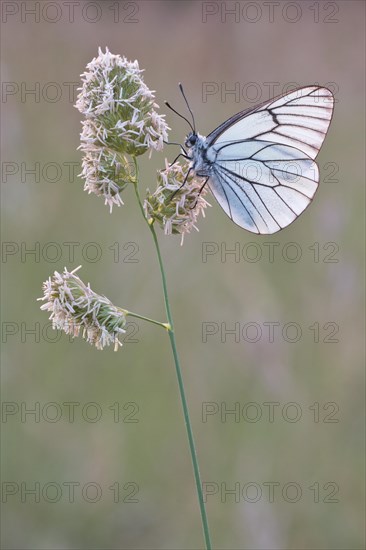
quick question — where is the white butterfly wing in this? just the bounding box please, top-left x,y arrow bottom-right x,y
208,141 -> 319,234
205,86 -> 334,234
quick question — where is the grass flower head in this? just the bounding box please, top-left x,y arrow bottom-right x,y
144,159 -> 211,244
38,267 -> 127,351
75,47 -> 169,157
79,142 -> 135,212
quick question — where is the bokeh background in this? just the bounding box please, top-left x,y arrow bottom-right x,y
1,1 -> 365,548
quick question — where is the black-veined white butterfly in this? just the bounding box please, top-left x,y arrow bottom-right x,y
166,84 -> 334,234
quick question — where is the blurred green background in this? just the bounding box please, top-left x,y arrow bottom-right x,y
1,1 -> 365,548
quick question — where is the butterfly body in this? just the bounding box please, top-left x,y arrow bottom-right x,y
182,86 -> 334,234
185,132 -> 213,174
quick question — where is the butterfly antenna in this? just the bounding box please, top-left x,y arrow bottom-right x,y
164,101 -> 194,133
179,83 -> 196,133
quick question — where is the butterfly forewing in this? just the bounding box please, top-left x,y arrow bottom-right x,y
205,86 -> 334,234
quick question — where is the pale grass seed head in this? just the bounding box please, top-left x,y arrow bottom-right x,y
79,142 -> 135,213
75,47 -> 169,157
144,159 -> 211,244
75,48 -> 169,211
38,266 -> 127,351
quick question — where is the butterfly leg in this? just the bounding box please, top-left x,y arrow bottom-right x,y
169,152 -> 191,167
163,140 -> 190,162
164,139 -> 188,151
191,177 -> 209,209
170,166 -> 193,200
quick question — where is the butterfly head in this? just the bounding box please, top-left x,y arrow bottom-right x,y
185,132 -> 198,149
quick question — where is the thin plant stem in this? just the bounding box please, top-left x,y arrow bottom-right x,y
123,310 -> 170,330
132,159 -> 212,549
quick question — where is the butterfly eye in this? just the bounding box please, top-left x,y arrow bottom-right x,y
185,134 -> 197,148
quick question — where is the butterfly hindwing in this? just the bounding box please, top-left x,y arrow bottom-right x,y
208,140 -> 319,234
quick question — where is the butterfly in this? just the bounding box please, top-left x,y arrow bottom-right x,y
166,84 -> 334,234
